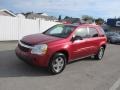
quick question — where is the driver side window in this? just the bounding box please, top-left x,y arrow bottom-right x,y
74,28 -> 89,38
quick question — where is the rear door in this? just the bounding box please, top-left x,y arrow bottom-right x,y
86,26 -> 100,55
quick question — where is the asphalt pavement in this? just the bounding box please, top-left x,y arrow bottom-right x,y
0,41 -> 120,90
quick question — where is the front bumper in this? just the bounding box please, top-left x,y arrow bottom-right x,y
15,47 -> 49,67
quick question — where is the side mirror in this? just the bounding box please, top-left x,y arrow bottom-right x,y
71,35 -> 83,41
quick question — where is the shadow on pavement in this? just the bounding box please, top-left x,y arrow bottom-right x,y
0,50 -> 51,77
0,49 -> 99,77
68,56 -> 98,65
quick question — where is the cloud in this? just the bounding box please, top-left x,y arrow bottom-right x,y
0,0 -> 120,18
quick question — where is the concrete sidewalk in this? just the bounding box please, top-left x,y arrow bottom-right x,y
0,41 -> 18,51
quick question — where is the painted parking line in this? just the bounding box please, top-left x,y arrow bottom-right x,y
109,78 -> 120,90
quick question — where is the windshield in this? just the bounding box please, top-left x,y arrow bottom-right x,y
43,24 -> 76,38
114,33 -> 120,36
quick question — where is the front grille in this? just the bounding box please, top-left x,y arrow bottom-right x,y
18,44 -> 30,52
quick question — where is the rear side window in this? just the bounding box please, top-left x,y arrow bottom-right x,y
88,27 -> 99,38
99,27 -> 106,35
100,28 -> 105,35
75,28 -> 89,38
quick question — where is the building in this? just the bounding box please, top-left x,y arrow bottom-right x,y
16,13 -> 25,18
23,12 -> 57,21
0,9 -> 16,17
107,18 -> 120,27
106,18 -> 120,32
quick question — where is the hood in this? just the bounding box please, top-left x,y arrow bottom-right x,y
21,33 -> 62,45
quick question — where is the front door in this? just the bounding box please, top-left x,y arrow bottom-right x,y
70,27 -> 91,61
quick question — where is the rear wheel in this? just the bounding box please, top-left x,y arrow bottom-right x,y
48,53 -> 66,75
94,47 -> 105,60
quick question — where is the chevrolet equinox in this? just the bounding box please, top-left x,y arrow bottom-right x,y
15,24 -> 107,74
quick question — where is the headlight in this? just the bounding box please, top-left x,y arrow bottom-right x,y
31,44 -> 48,55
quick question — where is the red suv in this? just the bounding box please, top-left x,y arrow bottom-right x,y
15,24 -> 107,74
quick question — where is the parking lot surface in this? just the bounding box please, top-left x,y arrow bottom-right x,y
0,41 -> 120,90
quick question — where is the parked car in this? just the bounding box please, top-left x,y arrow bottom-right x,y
106,32 -> 120,44
118,32 -> 120,35
15,24 -> 107,74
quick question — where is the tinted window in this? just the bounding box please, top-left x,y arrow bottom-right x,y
75,28 -> 88,38
89,28 -> 98,37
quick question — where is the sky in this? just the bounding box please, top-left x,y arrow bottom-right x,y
0,0 -> 120,19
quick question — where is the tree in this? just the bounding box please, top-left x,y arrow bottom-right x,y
95,18 -> 104,25
81,15 -> 94,24
64,16 -> 70,19
58,15 -> 62,21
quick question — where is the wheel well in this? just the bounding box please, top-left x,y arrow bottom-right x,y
53,50 -> 69,63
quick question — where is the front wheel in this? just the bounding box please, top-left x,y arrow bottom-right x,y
48,53 -> 66,75
94,47 -> 105,60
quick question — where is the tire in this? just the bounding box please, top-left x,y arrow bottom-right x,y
48,53 -> 66,75
94,47 -> 105,60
